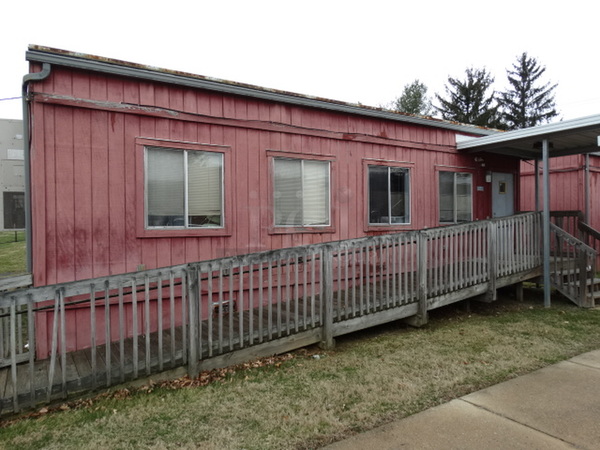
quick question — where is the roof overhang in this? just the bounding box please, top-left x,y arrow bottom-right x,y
457,114 -> 600,159
25,45 -> 497,137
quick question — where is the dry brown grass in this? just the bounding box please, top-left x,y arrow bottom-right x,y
2,290 -> 600,449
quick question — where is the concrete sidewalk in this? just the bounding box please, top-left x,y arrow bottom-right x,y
325,350 -> 600,449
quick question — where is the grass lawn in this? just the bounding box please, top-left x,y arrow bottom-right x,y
1,290 -> 600,449
0,231 -> 26,276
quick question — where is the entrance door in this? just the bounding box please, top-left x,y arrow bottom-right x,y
492,172 -> 514,218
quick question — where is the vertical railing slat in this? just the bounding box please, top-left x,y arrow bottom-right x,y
302,257 -> 308,329
285,257 -> 291,334
207,267 -> 213,357
391,239 -> 397,307
359,245 -> 364,313
258,262 -> 264,342
132,279 -> 139,380
104,281 -> 111,387
249,260 -> 255,344
59,288 -> 67,398
276,259 -> 282,338
196,269 -> 203,360
157,273 -> 163,372
335,249 -> 342,320
397,238 -> 404,304
118,284 -> 125,383
0,306 -> 5,360
384,240 -> 390,309
144,275 -> 151,376
321,245 -> 334,348
181,270 -> 188,365
27,296 -> 35,405
46,291 -> 60,402
169,271 -> 176,367
218,267 -> 224,353
294,255 -> 299,332
10,301 -> 18,411
16,304 -> 22,358
239,263 -> 245,347
365,244 -> 371,313
228,264 -> 234,350
90,283 -> 97,390
370,243 -> 375,312
268,261 -> 273,339
187,267 -> 199,378
351,247 -> 357,315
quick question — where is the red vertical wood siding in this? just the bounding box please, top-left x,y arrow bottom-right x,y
520,155 -> 600,230
29,65 -> 519,286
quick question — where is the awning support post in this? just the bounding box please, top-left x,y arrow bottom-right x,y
542,140 -> 551,307
534,159 -> 540,212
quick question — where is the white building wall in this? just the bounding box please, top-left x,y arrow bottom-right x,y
0,119 -> 25,230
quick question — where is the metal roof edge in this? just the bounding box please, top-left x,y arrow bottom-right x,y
457,114 -> 600,150
26,47 -> 496,137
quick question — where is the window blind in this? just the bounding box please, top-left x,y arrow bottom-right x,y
273,158 -> 329,227
147,149 -> 185,219
188,151 -> 223,226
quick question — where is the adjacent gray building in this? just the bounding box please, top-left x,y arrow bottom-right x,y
0,119 -> 25,230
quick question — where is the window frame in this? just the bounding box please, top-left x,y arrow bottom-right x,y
437,169 -> 474,224
267,150 -> 336,235
363,159 -> 414,232
135,138 -> 233,238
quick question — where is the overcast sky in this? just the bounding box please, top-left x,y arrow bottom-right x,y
1,1 -> 599,122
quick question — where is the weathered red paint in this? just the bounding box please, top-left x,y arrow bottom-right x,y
26,54 -> 522,357
28,63 -> 520,289
520,155 -> 600,229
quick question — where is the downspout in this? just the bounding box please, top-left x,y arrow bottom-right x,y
584,153 -> 590,223
22,63 -> 52,274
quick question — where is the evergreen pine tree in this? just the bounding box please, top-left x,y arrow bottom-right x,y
498,52 -> 558,129
392,80 -> 432,116
435,68 -> 501,127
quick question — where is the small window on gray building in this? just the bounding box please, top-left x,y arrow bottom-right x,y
3,192 -> 25,229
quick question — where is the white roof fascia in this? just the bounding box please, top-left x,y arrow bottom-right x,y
457,114 -> 600,151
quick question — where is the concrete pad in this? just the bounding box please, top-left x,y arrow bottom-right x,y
464,360 -> 600,449
569,349 -> 600,369
324,399 -> 572,450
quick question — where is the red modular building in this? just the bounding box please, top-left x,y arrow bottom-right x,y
24,46 -> 520,287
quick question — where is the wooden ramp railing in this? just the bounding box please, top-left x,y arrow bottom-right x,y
549,211 -> 600,307
0,212 -> 544,415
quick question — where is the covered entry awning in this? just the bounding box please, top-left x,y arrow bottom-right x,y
457,114 -> 600,159
457,114 -> 600,307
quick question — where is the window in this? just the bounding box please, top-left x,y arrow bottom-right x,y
439,171 -> 472,223
273,158 -> 330,227
368,166 -> 410,225
145,147 -> 223,229
3,192 -> 24,229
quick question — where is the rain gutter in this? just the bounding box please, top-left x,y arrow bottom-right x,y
25,48 -> 495,137
22,62 -> 52,274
